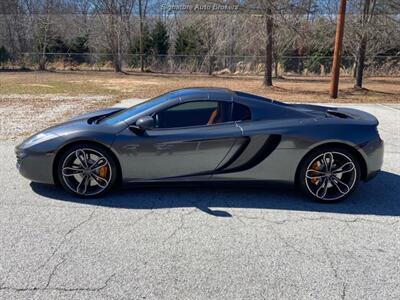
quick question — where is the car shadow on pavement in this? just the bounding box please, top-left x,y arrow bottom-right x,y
31,171 -> 400,217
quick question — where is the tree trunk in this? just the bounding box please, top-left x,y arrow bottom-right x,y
352,61 -> 357,78
38,39 -> 47,71
115,25 -> 122,72
208,55 -> 213,75
110,14 -> 121,73
38,21 -> 48,71
114,54 -> 121,72
207,29 -> 214,75
354,0 -> 376,88
264,9 -> 273,86
354,35 -> 367,88
38,56 -> 46,70
138,0 -> 144,72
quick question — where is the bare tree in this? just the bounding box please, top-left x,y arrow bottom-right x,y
27,0 -> 57,70
0,0 -> 398,77
258,0 -> 316,85
199,15 -> 224,75
0,0 -> 28,59
138,0 -> 144,71
354,0 -> 376,88
92,0 -> 135,72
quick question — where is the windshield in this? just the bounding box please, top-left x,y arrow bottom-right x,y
100,92 -> 171,124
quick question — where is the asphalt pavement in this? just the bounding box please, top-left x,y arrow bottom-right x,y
0,104 -> 399,299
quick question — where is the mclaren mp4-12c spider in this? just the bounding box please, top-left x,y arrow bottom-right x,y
16,88 -> 383,201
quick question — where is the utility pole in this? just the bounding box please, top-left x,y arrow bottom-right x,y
330,0 -> 347,99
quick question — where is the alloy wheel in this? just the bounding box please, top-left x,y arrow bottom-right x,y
305,151 -> 357,201
61,148 -> 112,196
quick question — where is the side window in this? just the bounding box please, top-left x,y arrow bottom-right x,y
232,103 -> 251,121
154,101 -> 230,129
167,101 -> 217,111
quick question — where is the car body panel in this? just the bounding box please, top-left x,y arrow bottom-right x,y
112,122 -> 243,179
69,107 -> 124,121
15,88 -> 384,187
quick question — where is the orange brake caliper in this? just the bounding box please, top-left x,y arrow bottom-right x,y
98,166 -> 108,178
310,162 -> 319,185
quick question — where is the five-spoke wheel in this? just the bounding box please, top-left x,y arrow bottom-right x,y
298,147 -> 360,202
58,144 -> 117,197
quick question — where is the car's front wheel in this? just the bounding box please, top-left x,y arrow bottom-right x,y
298,147 -> 361,202
57,144 -> 117,197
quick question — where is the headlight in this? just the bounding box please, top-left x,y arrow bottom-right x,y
23,132 -> 58,147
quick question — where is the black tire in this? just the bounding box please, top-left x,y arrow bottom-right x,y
57,143 -> 118,197
298,146 -> 361,202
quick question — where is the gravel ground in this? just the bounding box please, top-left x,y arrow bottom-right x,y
0,104 -> 399,299
0,94 -> 115,140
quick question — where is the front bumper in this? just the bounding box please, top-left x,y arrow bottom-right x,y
15,147 -> 55,184
363,136 -> 384,181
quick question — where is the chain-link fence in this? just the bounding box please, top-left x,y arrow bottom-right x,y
4,53 -> 400,76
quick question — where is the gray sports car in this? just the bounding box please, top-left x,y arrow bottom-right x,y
16,88 -> 383,201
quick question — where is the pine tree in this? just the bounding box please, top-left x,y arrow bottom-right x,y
175,26 -> 204,55
69,34 -> 89,63
151,21 -> 169,55
0,46 -> 10,69
129,25 -> 152,67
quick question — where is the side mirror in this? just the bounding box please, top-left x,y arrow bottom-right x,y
136,116 -> 154,130
129,116 -> 154,134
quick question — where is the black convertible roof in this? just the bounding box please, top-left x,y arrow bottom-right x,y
168,87 -> 233,96
171,87 -> 233,92
164,87 -> 233,102
167,87 -> 275,104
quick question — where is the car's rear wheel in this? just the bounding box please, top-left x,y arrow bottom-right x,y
298,146 -> 360,202
57,144 -> 117,197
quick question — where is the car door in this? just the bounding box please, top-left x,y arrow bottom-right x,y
113,100 -> 244,180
